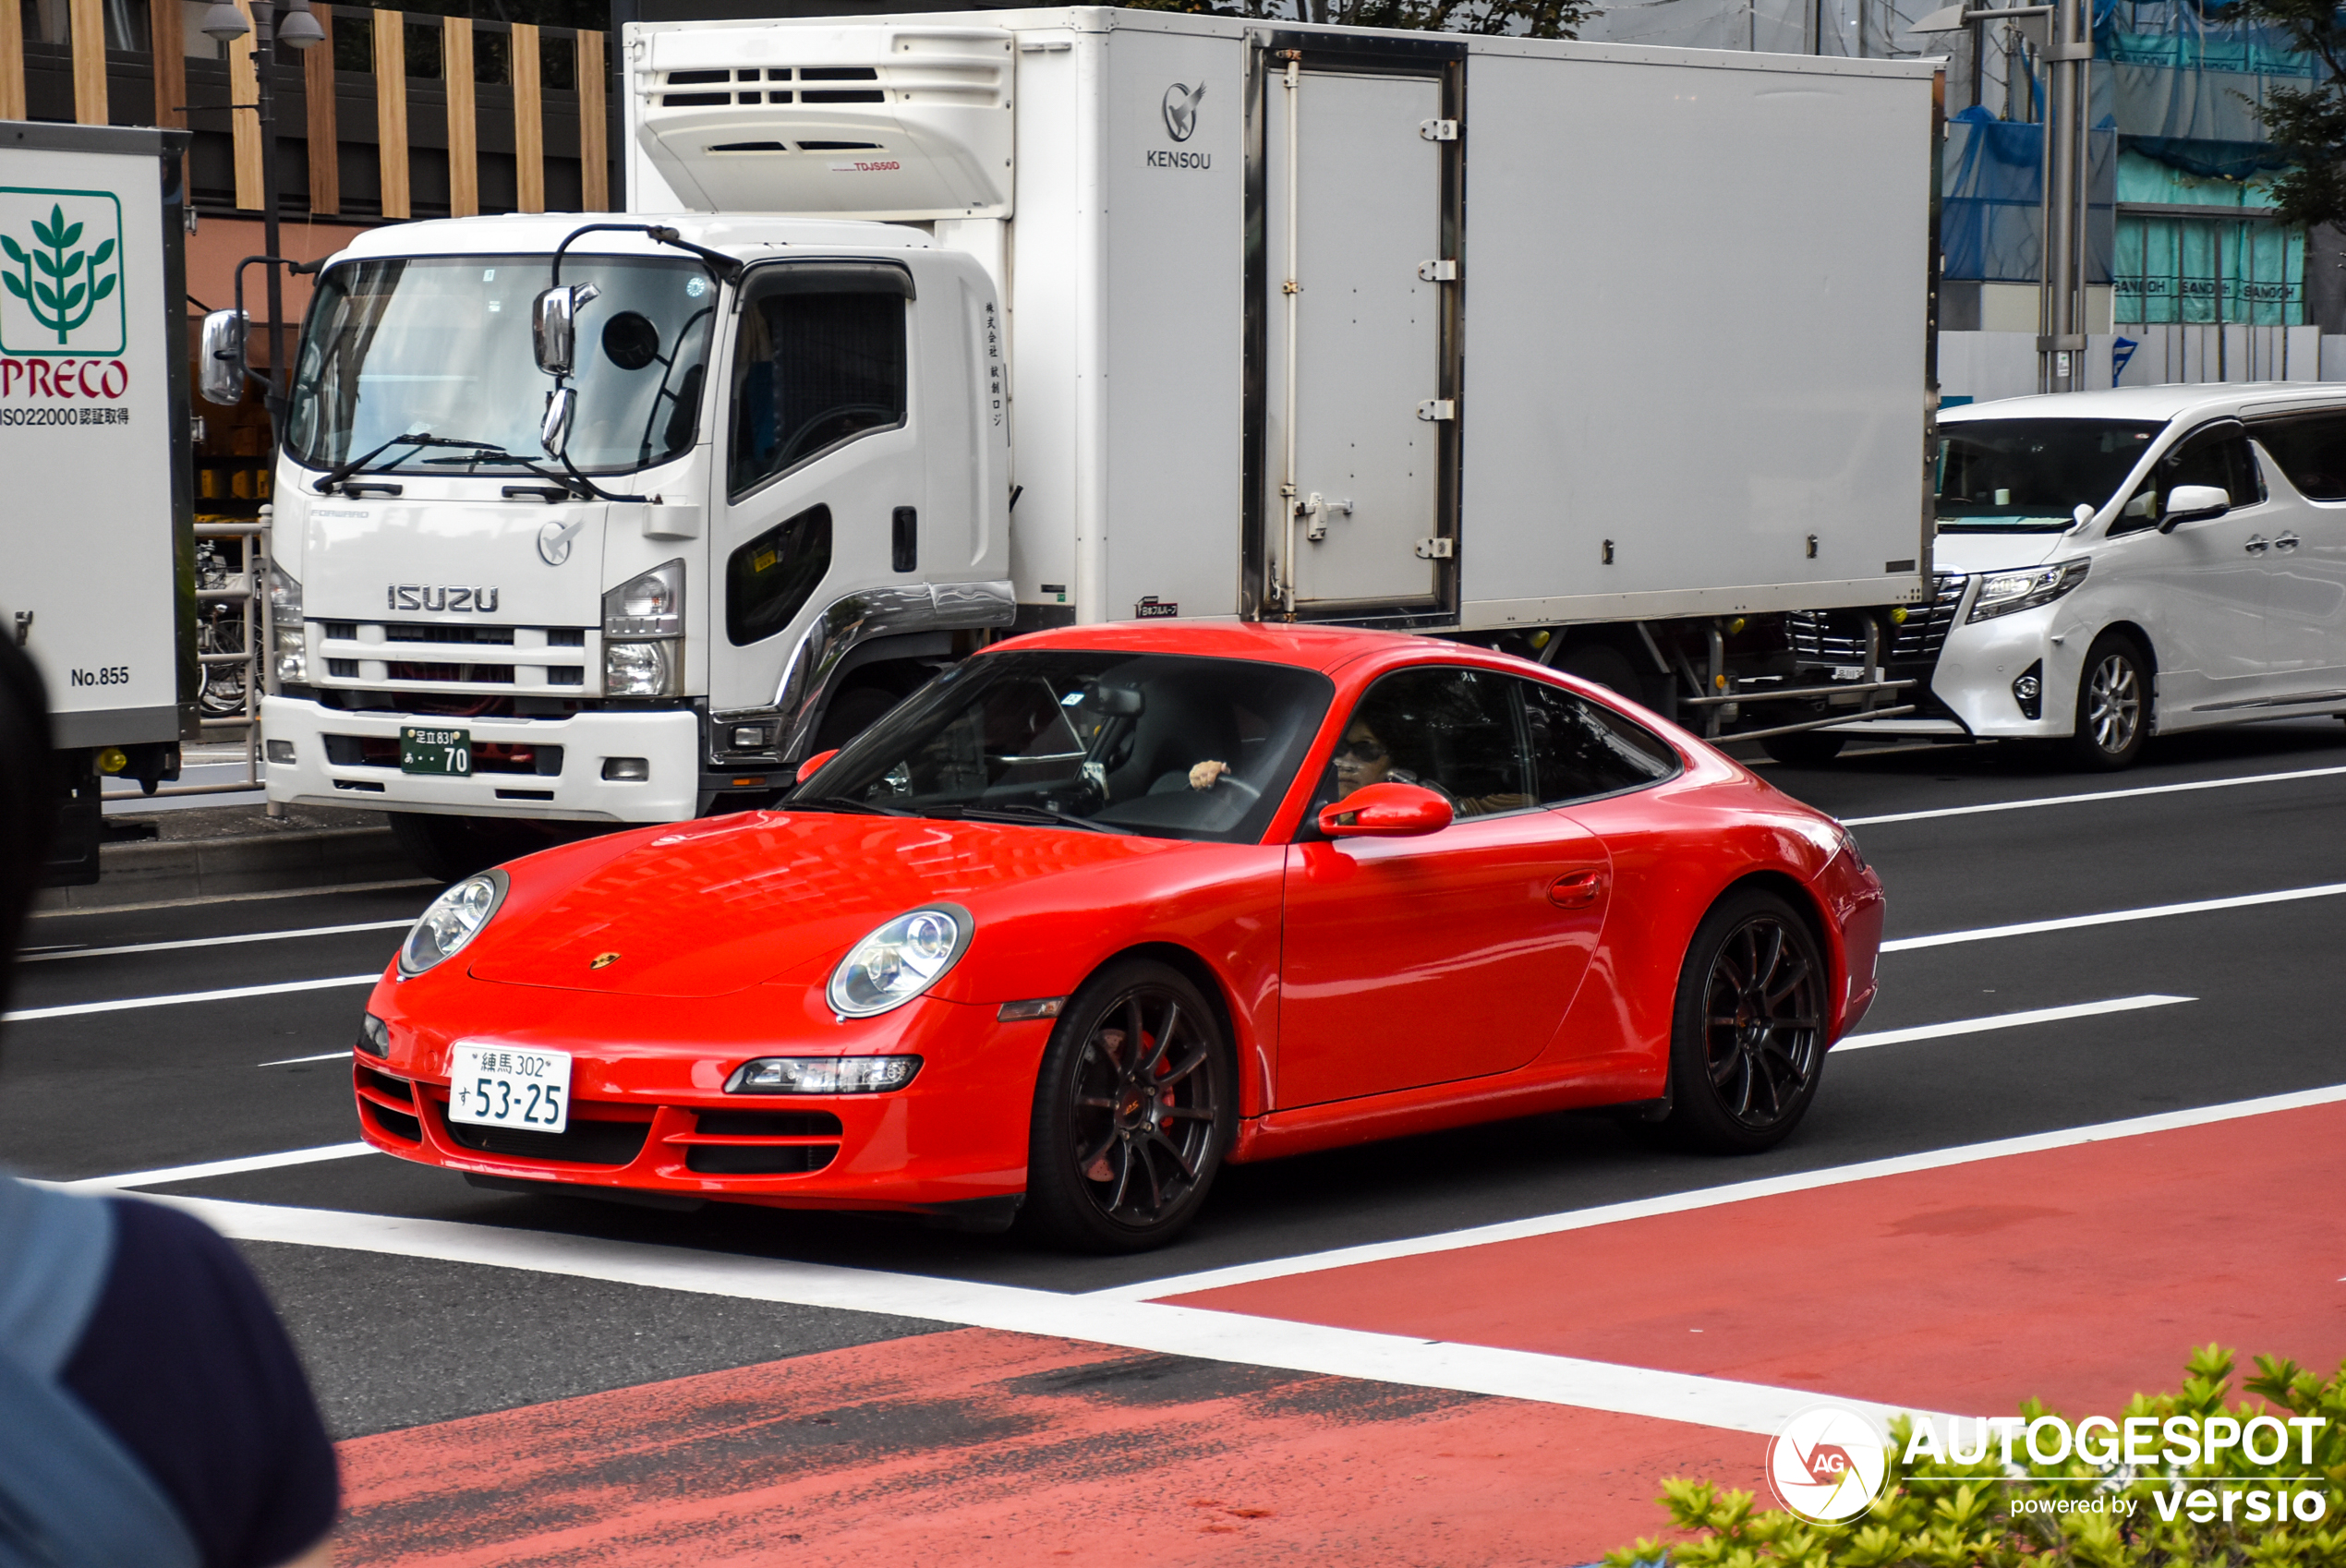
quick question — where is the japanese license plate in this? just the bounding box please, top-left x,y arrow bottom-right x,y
448,1044 -> 570,1133
401,726 -> 471,775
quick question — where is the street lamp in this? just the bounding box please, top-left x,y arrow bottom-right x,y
1914,0 -> 2093,393
196,0 -> 320,428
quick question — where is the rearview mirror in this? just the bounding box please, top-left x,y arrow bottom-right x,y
1082,685 -> 1144,717
198,308 -> 248,405
2160,484 -> 2231,531
794,748 -> 839,785
538,386 -> 575,458
1318,782 -> 1453,838
530,281 -> 600,377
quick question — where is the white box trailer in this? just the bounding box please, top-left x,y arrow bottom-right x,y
0,121 -> 196,882
250,11 -> 1941,872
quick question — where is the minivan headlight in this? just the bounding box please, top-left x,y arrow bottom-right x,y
1968,558 -> 2089,621
397,869 -> 508,977
827,904 -> 972,1018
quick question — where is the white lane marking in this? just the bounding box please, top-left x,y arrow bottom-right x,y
1881,882 -> 2346,952
1842,762 -> 2346,828
1836,995 -> 2193,1051
140,1190 -> 1941,1438
1094,1082 -> 2346,1302
64,1141 -> 380,1191
3,973 -> 381,1023
30,877 -> 438,920
18,919 -> 413,964
258,1050 -> 354,1067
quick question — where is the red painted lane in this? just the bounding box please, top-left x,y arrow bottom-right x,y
337,1327 -> 1748,1567
1166,1101 -> 2346,1418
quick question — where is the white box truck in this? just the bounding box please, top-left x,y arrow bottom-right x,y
240,9 -> 1942,876
1,121 -> 196,883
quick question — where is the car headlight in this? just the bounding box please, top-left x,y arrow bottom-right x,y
269,563 -> 307,682
396,869 -> 508,977
726,1055 -> 922,1093
603,639 -> 671,696
1968,558 -> 2089,621
826,904 -> 972,1018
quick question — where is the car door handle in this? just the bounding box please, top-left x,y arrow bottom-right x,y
2275,531 -> 2302,552
1548,870 -> 1606,909
2244,535 -> 2270,555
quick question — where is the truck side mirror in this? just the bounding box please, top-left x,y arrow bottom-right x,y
2160,484 -> 2231,531
530,282 -> 600,377
199,308 -> 248,406
539,386 -> 576,458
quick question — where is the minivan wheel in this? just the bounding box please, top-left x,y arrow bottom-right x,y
2066,633 -> 2149,771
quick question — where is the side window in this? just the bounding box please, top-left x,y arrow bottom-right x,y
1323,667 -> 1530,819
728,267 -> 909,501
2250,412 -> 2346,501
726,504 -> 831,646
2128,425 -> 2263,528
1518,679 -> 1681,803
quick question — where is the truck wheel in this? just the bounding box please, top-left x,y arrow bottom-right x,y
387,814 -> 510,884
2065,633 -> 2149,771
1760,731 -> 1845,766
1557,643 -> 1647,703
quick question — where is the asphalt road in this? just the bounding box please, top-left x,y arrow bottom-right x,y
9,718 -> 2346,1439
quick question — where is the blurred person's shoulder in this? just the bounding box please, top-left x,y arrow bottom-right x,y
58,1190 -> 340,1568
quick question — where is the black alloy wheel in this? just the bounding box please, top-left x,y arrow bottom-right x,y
1658,888 -> 1828,1153
1022,959 -> 1233,1252
2065,632 -> 2150,771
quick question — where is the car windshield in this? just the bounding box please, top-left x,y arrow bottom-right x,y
284,255 -> 717,476
1935,418 -> 2168,532
799,650 -> 1336,844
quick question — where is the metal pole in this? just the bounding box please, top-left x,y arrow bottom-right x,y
254,0 -> 286,433
2037,0 -> 2089,392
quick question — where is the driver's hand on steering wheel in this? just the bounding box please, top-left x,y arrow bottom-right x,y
1189,760 -> 1231,790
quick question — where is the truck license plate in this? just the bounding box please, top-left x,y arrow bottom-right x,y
400,726 -> 470,775
448,1044 -> 570,1133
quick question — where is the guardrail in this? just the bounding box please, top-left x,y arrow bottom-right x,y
143,514 -> 276,809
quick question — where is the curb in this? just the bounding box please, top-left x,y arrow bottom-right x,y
35,826 -> 417,913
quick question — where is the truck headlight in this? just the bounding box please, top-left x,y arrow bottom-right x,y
603,560 -> 683,638
1967,558 -> 2089,621
269,563 -> 307,682
827,905 -> 972,1018
604,640 -> 671,696
396,869 -> 508,977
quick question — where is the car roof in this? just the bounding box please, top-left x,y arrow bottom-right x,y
1942,383 -> 2346,424
986,620 -> 1530,679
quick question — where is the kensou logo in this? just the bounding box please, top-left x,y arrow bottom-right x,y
1768,1404 -> 1891,1523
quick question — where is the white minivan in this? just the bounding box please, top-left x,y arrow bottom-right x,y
1786,383 -> 2346,769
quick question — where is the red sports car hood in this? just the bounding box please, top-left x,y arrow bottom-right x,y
466,809 -> 1186,998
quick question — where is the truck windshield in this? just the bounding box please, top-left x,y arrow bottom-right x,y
1935,418 -> 2167,532
284,255 -> 716,476
796,651 -> 1336,845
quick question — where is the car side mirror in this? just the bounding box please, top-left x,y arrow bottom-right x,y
198,308 -> 248,406
2160,484 -> 2231,531
794,748 -> 839,785
530,281 -> 600,377
1318,781 -> 1453,838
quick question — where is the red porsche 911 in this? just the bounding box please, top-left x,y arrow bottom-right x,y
354,623 -> 1883,1251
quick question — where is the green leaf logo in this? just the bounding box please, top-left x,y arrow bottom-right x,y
6,199 -> 118,345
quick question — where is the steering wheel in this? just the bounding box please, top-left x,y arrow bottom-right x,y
1210,774 -> 1262,803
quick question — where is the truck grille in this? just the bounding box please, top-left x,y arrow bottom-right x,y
1787,574 -> 1967,665
309,621 -> 597,698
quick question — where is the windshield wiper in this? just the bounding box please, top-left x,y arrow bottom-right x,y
314,432 -> 540,492
945,802 -> 1119,834
789,794 -> 917,817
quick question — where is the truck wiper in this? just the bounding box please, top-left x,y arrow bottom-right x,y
947,802 -> 1118,834
313,432 -> 541,492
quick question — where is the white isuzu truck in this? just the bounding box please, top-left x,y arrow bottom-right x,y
244,8 -> 1943,876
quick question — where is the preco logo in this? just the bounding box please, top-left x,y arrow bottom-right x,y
388,585 -> 501,612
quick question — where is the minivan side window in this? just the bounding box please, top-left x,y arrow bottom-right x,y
728,266 -> 910,501
2116,424 -> 2263,535
2250,412 -> 2346,501
1517,679 -> 1681,804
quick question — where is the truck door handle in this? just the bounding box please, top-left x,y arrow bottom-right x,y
1548,870 -> 1605,909
2275,532 -> 2302,552
2244,535 -> 2269,554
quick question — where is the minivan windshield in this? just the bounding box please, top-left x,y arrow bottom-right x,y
1936,418 -> 2168,532
795,651 -> 1336,844
284,255 -> 717,476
